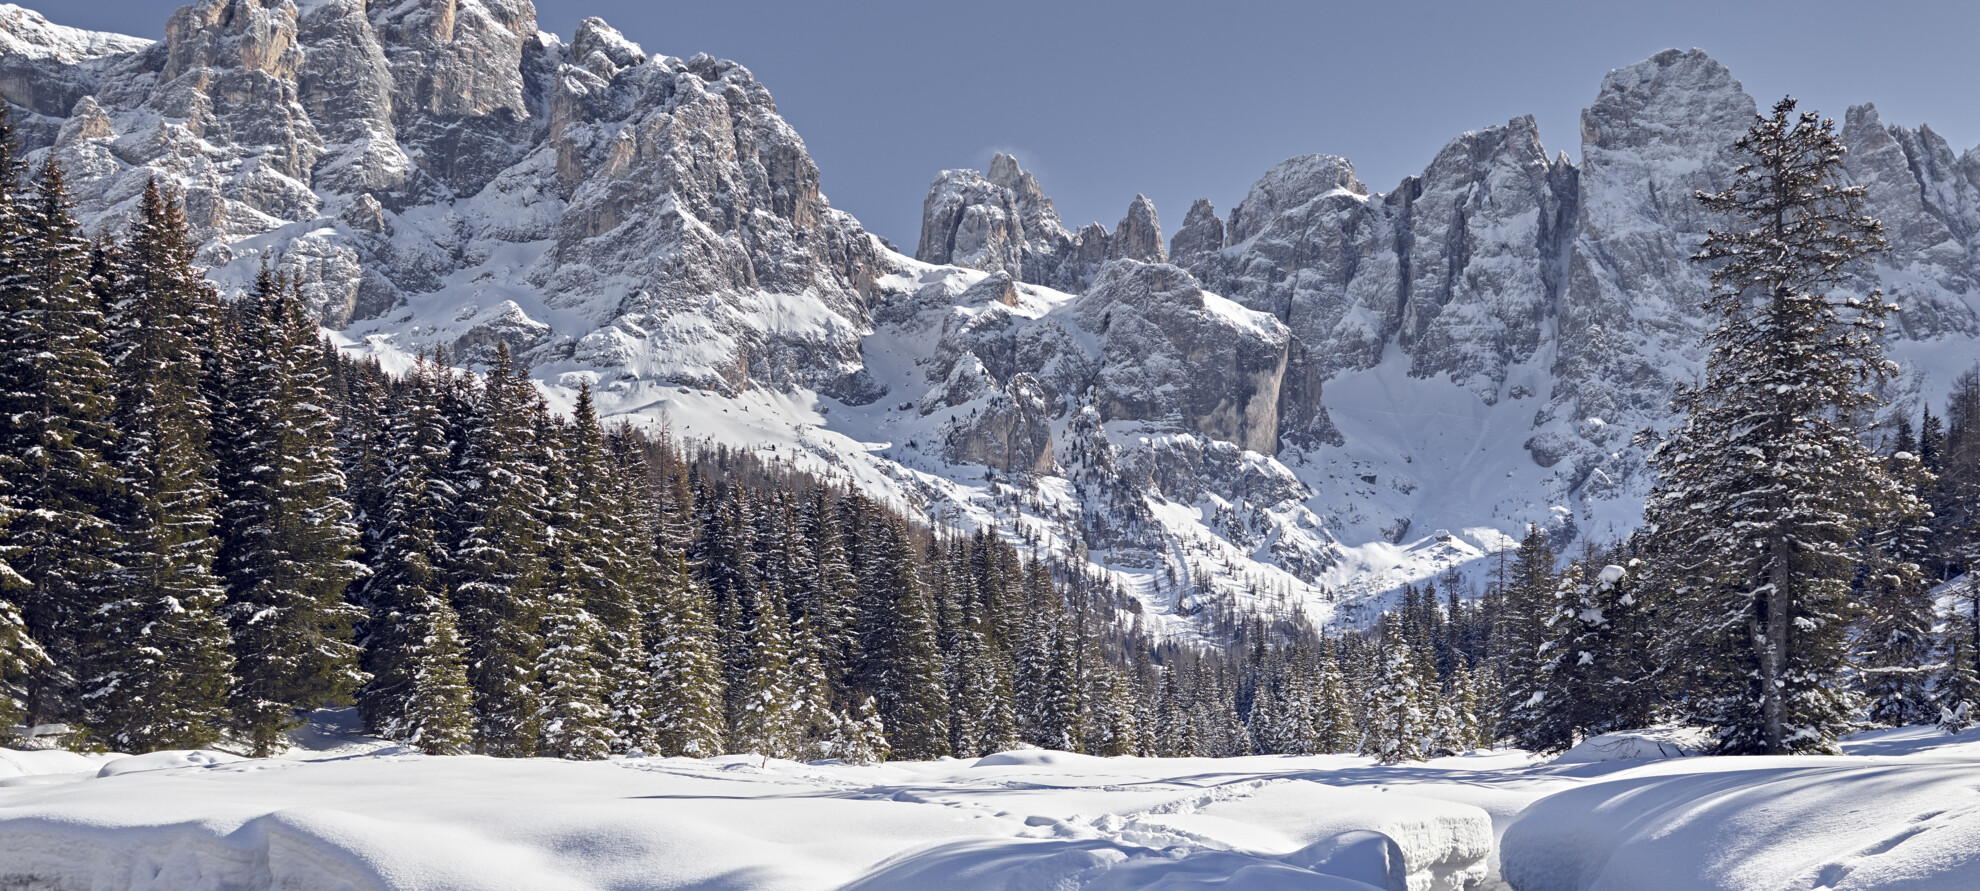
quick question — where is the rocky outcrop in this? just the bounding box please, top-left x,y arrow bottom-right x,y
914,154 -> 1172,293
1167,198 -> 1224,268
915,152 -> 1079,290
3,0 -> 882,395
1107,194 -> 1165,264
1074,262 -> 1289,456
940,368 -> 1056,476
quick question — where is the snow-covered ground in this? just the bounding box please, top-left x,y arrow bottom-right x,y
4,717 -> 1979,890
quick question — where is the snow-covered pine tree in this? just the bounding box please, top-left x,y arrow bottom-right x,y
400,592 -> 475,756
0,491 -> 48,741
549,385 -> 651,754
1448,661 -> 1486,752
212,270 -> 365,755
1856,448 -> 1939,727
533,585 -> 614,760
1494,525 -> 1557,749
645,545 -> 726,757
728,575 -> 800,759
1574,559 -> 1661,735
1528,561 -> 1586,753
356,359 -> 467,742
0,146 -> 121,730
1313,648 -> 1356,754
1361,639 -> 1428,763
696,479 -> 758,734
1151,662 -> 1193,757
1085,661 -> 1139,757
602,430 -> 663,753
802,490 -> 861,688
1932,368 -> 1980,578
824,695 -> 890,764
1424,686 -> 1467,758
853,512 -> 949,759
1034,618 -> 1083,752
1937,577 -> 1980,735
84,180 -> 236,752
1646,98 -> 1896,755
449,347 -> 550,756
941,546 -> 1013,757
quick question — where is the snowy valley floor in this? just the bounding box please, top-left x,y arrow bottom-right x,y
2,719 -> 1979,891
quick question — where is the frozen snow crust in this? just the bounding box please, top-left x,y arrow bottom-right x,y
1,724 -> 1977,890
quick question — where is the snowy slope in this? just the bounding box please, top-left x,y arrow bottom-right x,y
2,723 -> 1978,890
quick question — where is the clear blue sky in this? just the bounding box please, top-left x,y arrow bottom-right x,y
58,1 -> 1980,249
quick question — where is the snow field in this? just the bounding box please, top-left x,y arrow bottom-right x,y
0,747 -> 1508,891
5,727 -> 1978,890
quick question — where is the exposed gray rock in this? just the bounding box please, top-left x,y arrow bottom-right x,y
4,0 -> 883,399
1075,261 -> 1289,456
1107,194 -> 1165,264
914,153 -> 1175,293
940,371 -> 1056,476
1167,198 -> 1224,268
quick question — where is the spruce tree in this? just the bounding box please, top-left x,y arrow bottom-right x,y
399,594 -> 475,756
1494,526 -> 1557,749
1937,577 -> 1980,735
534,587 -> 614,760
602,431 -> 664,752
84,181 -> 236,752
853,513 -> 949,759
1312,650 -> 1356,754
803,491 -> 862,687
824,696 -> 890,764
1856,450 -> 1939,727
1646,98 -> 1896,754
1361,640 -> 1428,763
356,359 -> 468,744
0,147 -> 122,730
0,492 -> 48,741
213,270 -> 365,755
645,546 -> 727,757
449,350 -> 550,756
1934,368 -> 1980,576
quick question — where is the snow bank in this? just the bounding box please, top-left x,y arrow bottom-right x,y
1550,726 -> 1712,764
0,748 -> 112,780
972,748 -> 1116,768
1501,758 -> 1980,890
95,750 -> 244,777
2,740 -> 1975,891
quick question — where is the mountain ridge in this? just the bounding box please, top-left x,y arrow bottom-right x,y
4,4 -> 1976,636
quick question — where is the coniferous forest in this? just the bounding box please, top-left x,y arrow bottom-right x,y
3,101 -> 1980,767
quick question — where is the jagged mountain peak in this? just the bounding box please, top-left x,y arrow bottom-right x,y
0,3 -> 149,61
8,8 -> 1980,636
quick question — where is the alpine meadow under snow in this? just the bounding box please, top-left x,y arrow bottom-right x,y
3,0 -> 1980,889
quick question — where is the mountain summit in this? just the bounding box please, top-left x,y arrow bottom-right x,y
5,5 -> 1977,632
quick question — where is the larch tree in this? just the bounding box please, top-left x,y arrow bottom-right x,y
1645,98 -> 1896,754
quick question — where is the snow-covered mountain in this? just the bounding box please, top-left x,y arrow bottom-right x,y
5,3 -> 1978,635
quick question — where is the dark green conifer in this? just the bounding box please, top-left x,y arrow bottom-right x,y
84,181 -> 235,752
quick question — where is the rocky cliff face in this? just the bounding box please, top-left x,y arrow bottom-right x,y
3,0 -> 883,398
915,154 -> 1165,293
916,48 -> 1980,553
9,6 -> 1980,629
